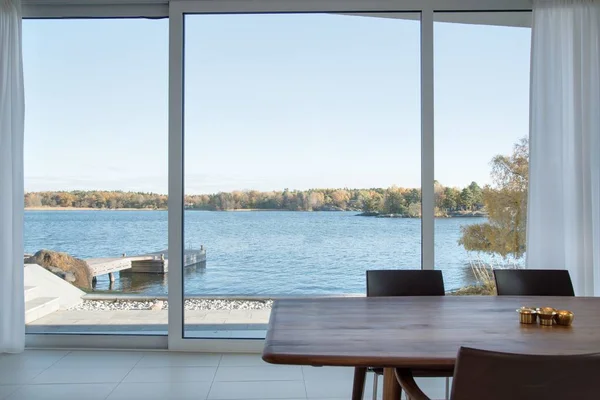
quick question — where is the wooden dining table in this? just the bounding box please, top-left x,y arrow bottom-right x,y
262,296 -> 600,400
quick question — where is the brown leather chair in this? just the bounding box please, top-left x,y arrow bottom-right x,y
352,270 -> 450,400
396,347 -> 600,400
494,269 -> 575,296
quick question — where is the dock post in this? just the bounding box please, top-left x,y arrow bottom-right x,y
108,272 -> 115,282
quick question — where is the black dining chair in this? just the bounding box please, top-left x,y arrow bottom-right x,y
352,270 -> 450,400
396,347 -> 600,400
493,269 -> 575,296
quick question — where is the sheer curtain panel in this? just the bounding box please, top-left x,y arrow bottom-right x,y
527,0 -> 600,295
0,0 -> 25,353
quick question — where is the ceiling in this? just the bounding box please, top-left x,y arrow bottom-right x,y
341,12 -> 531,28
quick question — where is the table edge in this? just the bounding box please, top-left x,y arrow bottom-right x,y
262,348 -> 455,369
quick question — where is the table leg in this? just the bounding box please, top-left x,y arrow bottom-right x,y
383,367 -> 401,400
352,367 -> 367,400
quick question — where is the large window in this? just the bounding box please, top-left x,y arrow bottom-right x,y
182,13 -> 421,338
19,2 -> 534,349
23,19 -> 168,334
434,13 -> 531,293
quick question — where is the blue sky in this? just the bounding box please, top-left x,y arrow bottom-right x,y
22,14 -> 530,194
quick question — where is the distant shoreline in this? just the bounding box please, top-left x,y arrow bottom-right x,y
25,207 -> 166,211
25,206 -> 488,218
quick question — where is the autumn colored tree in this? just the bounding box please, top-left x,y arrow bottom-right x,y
331,190 -> 350,209
24,193 -> 42,207
407,202 -> 421,218
308,192 -> 325,210
459,138 -> 528,258
434,181 -> 445,210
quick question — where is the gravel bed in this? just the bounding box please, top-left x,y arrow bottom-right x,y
69,299 -> 273,311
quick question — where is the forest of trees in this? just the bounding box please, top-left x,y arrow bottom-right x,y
24,191 -> 168,210
24,181 -> 486,217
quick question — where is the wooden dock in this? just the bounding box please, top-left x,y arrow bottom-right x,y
87,248 -> 206,283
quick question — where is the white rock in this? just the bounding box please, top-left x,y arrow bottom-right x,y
70,298 -> 273,311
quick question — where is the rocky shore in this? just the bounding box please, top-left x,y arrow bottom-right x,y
70,299 -> 273,311
356,211 -> 488,218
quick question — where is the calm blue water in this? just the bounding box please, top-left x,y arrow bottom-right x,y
24,210 -> 491,295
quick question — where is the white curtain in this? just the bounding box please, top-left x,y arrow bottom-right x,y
0,0 -> 25,353
528,0 -> 600,296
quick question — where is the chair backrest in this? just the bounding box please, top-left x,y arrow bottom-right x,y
366,270 -> 445,297
451,347 -> 600,400
493,269 -> 575,296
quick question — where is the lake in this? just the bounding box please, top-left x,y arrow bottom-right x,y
24,210 -> 508,295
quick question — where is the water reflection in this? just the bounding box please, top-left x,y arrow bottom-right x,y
442,256 -> 525,292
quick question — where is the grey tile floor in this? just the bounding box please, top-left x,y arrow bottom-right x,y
0,350 -> 448,400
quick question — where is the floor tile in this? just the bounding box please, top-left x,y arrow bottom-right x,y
51,350 -> 144,368
0,386 -> 20,400
7,384 -> 117,400
107,382 -> 212,400
123,366 -> 217,383
2,351 -> 449,400
301,366 -> 354,381
415,377 -> 449,399
32,367 -> 132,384
0,350 -> 68,370
219,354 -> 269,367
208,381 -> 306,399
304,378 -> 369,399
136,352 -> 221,367
0,368 -> 45,385
215,365 -> 303,381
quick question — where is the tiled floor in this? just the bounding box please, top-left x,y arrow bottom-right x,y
0,350 -> 448,400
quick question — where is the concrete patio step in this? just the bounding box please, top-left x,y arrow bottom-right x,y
24,286 -> 38,302
25,297 -> 60,324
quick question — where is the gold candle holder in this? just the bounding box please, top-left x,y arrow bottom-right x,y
537,307 -> 556,326
516,307 -> 537,324
555,310 -> 574,326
